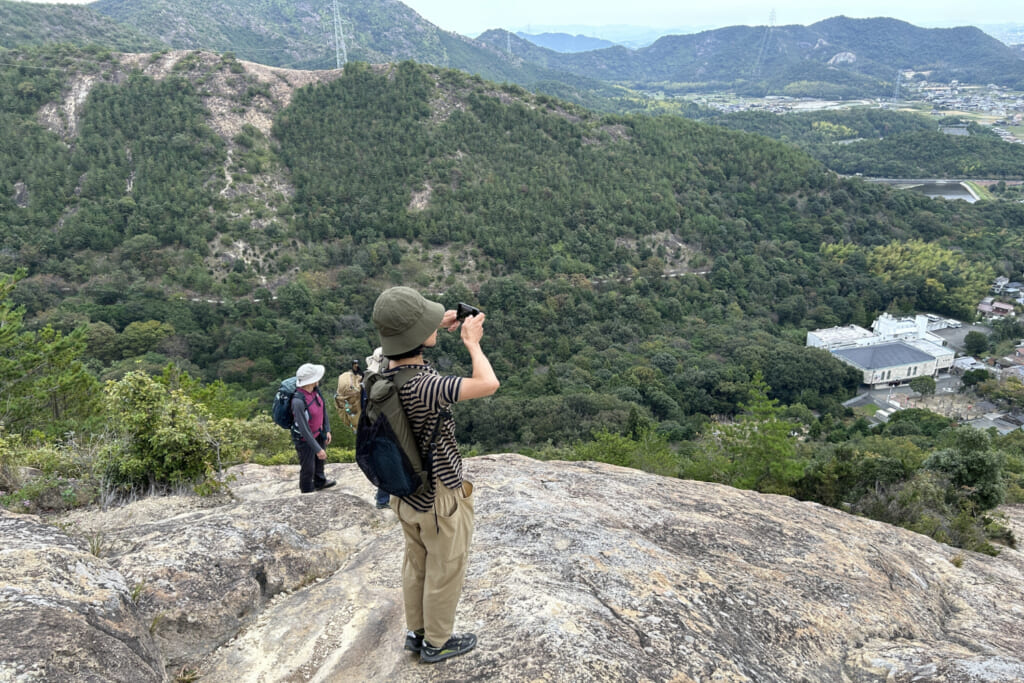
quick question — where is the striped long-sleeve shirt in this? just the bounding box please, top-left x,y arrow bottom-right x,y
389,363 -> 463,513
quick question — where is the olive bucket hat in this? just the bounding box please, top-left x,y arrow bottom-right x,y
372,286 -> 445,357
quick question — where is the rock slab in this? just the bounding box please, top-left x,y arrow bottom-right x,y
3,455 -> 1023,682
0,512 -> 165,682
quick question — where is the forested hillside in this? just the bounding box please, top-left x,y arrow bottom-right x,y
3,47 -> 1022,435
705,108 -> 1024,179
0,0 -> 165,52
91,0 -> 458,69
2,47 -> 1023,553
87,0 -> 633,112
517,32 -> 616,53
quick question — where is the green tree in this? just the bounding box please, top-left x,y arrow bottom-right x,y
961,368 -> 992,389
858,239 -> 993,320
882,408 -> 954,439
697,372 -> 803,495
977,376 -> 1024,410
568,427 -> 677,477
84,321 -> 119,362
925,429 -> 1006,510
0,271 -> 99,433
99,370 -> 230,490
964,330 -> 989,357
909,376 -> 937,397
796,438 -> 923,508
119,320 -> 175,358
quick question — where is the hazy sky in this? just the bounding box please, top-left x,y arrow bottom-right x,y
9,0 -> 1019,37
396,0 -> 1018,37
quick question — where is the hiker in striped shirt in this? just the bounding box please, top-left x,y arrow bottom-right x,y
371,286 -> 500,664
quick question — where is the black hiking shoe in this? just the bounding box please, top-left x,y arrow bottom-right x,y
314,479 -> 336,490
420,633 -> 477,663
404,629 -> 424,653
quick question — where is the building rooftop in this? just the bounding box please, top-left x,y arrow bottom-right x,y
809,325 -> 873,346
953,357 -> 987,371
965,416 -> 1019,435
832,342 -> 936,370
904,339 -> 952,358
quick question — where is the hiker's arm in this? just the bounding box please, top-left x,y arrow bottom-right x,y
457,313 -> 499,401
291,396 -> 322,455
319,388 -> 331,444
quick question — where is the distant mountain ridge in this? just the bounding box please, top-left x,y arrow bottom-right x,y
516,32 -> 615,53
483,15 -> 1024,96
90,0 -> 450,69
85,0 -> 629,110
3,0 -> 1023,102
509,24 -> 702,49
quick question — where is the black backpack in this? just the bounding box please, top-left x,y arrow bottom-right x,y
271,377 -> 299,429
271,378 -> 316,431
355,367 -> 447,498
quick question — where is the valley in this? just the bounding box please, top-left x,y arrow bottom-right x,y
682,84 -> 1024,144
2,4 -> 1024,578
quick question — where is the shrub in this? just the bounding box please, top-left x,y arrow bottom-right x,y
234,415 -> 292,462
1,431 -> 107,512
853,469 -> 1004,555
0,425 -> 21,493
99,371 -> 232,491
567,428 -> 679,477
1,471 -> 96,514
796,442 -> 915,508
883,409 -> 954,439
925,430 -> 1006,510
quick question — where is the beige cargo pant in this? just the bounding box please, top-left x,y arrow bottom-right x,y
393,481 -> 475,648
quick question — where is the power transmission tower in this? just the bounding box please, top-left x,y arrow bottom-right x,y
332,0 -> 348,68
753,9 -> 776,78
893,70 -> 902,102
507,30 -> 512,57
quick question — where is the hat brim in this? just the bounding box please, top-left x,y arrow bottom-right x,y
297,364 -> 325,386
380,299 -> 444,356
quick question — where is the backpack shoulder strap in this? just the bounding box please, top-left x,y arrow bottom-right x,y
292,387 -> 315,410
388,366 -> 450,451
391,365 -> 424,389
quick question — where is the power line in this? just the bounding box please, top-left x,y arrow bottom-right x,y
752,9 -> 776,79
331,0 -> 347,69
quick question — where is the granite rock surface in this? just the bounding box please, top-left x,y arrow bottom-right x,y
2,454 -> 1023,682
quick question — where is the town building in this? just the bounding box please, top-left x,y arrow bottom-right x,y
904,338 -> 954,370
964,414 -> 1021,435
994,302 -> 1015,316
952,356 -> 988,374
807,313 -> 956,387
806,324 -> 874,350
871,312 -> 950,344
832,342 -> 938,388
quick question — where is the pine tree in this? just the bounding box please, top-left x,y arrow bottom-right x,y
706,372 -> 804,495
0,271 -> 99,433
